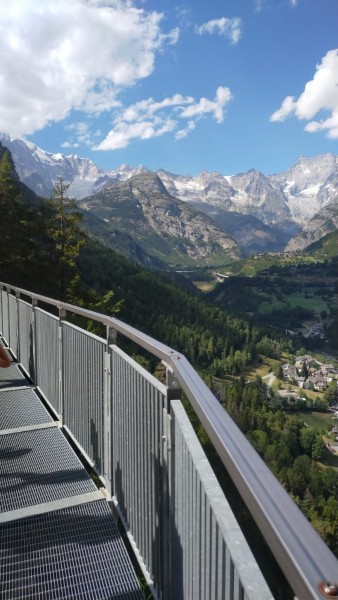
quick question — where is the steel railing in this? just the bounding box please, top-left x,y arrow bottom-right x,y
1,282 -> 337,600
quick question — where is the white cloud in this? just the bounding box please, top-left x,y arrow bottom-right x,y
159,27 -> 180,46
175,120 -> 196,140
62,121 -> 102,148
195,17 -> 241,45
270,96 -> 297,122
95,87 -> 233,150
0,0 -> 178,137
180,87 -> 233,123
255,0 -> 297,12
254,0 -> 266,11
270,49 -> 338,138
95,118 -> 176,150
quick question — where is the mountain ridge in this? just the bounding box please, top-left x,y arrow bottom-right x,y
78,170 -> 241,268
1,133 -> 338,256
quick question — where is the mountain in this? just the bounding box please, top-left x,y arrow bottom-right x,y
158,168 -> 292,226
0,133 -> 110,199
78,171 -> 241,268
305,230 -> 338,260
156,168 -> 300,254
270,154 -> 338,220
285,201 -> 338,252
1,134 -> 338,256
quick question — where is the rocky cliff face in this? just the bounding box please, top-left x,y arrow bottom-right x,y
79,171 -> 241,267
285,202 -> 338,252
270,154 -> 338,224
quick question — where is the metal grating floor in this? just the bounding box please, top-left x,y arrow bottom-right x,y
0,342 -> 145,600
0,427 -> 96,513
0,499 -> 145,599
0,363 -> 29,390
0,388 -> 53,431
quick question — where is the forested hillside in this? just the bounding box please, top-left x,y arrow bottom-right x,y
1,143 -> 337,562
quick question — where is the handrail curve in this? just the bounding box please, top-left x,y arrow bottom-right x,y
1,282 -> 337,600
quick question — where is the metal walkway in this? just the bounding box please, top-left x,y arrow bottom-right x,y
0,357 -> 145,599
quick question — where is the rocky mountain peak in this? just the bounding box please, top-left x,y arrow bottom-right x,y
1,133 -> 338,257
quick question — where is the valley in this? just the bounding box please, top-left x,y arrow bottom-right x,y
1,138 -> 338,561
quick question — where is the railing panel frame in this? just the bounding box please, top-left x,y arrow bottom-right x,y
0,289 -> 10,345
0,282 -> 337,600
63,321 -> 106,473
35,307 -> 60,414
8,294 -> 18,359
17,298 -> 34,379
170,400 -> 273,600
109,344 -> 167,599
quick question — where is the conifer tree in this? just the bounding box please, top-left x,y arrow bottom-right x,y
0,149 -> 20,278
0,147 -> 40,285
47,178 -> 86,302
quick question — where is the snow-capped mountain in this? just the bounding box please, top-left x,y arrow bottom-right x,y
1,133 -> 338,255
285,201 -> 338,252
157,168 -> 288,220
158,157 -> 338,228
0,134 -> 110,199
270,154 -> 338,224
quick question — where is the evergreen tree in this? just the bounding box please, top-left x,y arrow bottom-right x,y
0,147 -> 43,286
0,149 -> 22,279
47,178 -> 86,301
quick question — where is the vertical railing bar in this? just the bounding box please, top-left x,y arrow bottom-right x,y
133,366 -> 139,548
144,378 -> 150,573
15,290 -> 20,362
164,367 -> 181,600
104,335 -> 114,496
134,369 -> 139,551
58,307 -> 66,427
194,464 -> 200,600
31,297 -> 38,385
0,285 -> 3,335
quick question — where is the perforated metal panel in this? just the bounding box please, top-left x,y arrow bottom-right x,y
0,499 -> 145,600
35,308 -> 60,414
8,295 -> 18,358
17,299 -> 34,380
0,363 -> 27,390
170,401 -> 273,600
0,428 -> 96,513
63,322 -> 105,472
0,388 -> 53,431
110,344 -> 167,595
1,292 -> 10,346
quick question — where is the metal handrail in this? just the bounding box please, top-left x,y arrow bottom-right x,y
1,282 -> 337,600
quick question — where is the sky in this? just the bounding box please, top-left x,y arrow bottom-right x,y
1,0 -> 338,177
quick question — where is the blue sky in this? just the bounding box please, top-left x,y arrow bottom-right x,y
1,0 -> 338,176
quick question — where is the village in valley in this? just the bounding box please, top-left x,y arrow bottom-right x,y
281,355 -> 338,394
273,355 -> 338,452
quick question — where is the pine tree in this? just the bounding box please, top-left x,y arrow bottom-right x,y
0,149 -> 20,278
0,147 -> 40,285
47,178 -> 86,302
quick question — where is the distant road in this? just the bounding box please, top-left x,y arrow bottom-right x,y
262,372 -> 277,387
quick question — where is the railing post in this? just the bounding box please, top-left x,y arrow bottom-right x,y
162,364 -> 181,600
29,297 -> 38,384
5,286 -> 10,347
58,307 -> 66,426
15,290 -> 20,363
104,326 -> 116,497
0,284 -> 3,335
